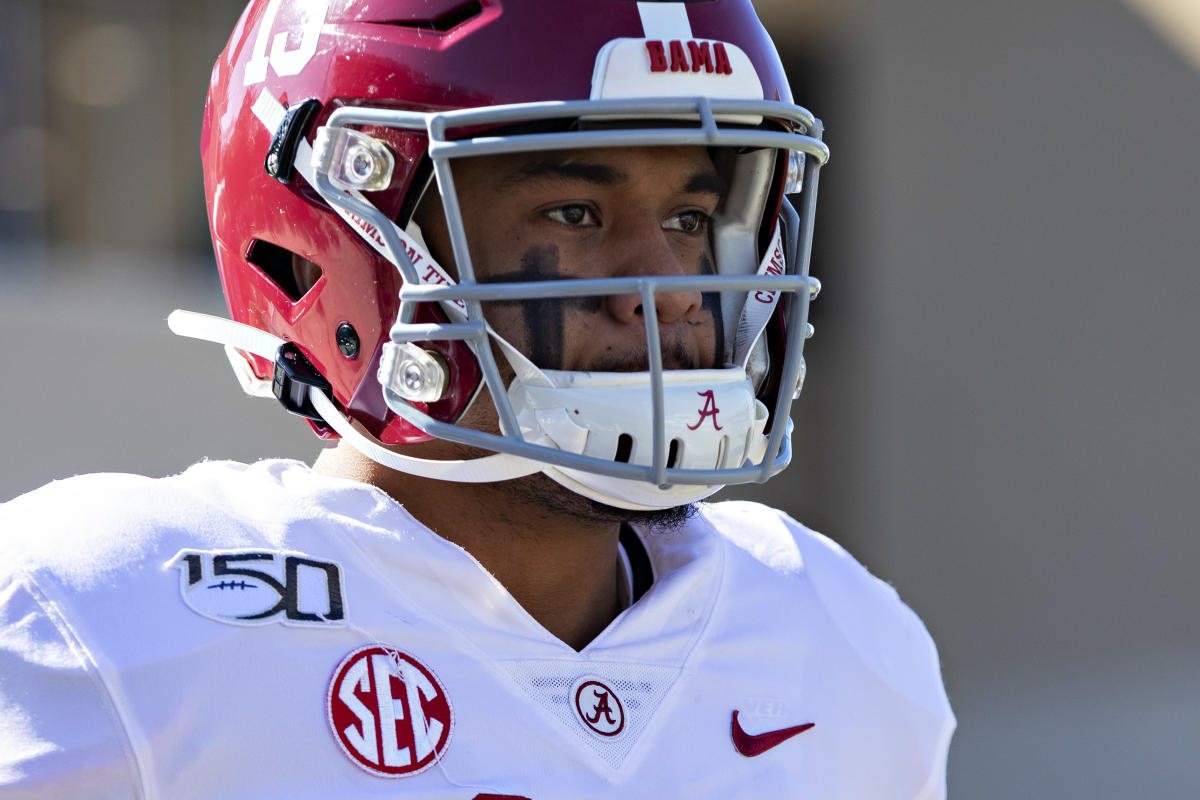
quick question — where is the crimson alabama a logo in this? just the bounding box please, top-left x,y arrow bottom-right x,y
687,389 -> 723,431
572,676 -> 625,738
327,645 -> 453,777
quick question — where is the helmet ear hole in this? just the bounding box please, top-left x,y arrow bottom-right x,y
246,239 -> 322,302
291,253 -> 324,297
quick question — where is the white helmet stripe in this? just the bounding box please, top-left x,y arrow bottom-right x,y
636,1 -> 693,39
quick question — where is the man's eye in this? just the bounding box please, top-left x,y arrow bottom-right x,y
664,210 -> 709,234
546,205 -> 598,226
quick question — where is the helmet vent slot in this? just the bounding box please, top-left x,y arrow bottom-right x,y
377,1 -> 483,32
246,240 -> 321,302
667,439 -> 682,469
614,434 -> 634,464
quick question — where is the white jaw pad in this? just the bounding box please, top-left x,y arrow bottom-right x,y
508,366 -> 770,512
510,367 -> 761,471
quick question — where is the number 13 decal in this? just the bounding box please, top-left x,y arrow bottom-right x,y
244,0 -> 329,85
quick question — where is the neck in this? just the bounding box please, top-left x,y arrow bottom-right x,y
314,443 -> 624,650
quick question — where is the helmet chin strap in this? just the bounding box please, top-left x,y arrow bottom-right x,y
167,309 -> 748,509
167,310 -> 541,483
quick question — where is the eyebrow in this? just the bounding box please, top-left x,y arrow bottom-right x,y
683,170 -> 727,197
501,160 -> 626,188
499,159 -> 726,197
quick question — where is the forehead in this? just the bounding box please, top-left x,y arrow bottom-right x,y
450,145 -> 721,192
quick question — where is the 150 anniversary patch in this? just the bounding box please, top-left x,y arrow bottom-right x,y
168,549 -> 346,627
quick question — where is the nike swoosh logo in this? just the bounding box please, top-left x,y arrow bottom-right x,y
731,710 -> 815,757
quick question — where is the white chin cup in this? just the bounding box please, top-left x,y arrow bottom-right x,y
508,367 -> 770,510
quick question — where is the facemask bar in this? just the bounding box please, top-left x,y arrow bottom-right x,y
398,272 -> 812,488
310,97 -> 826,489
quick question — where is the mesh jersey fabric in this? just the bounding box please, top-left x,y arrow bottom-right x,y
0,459 -> 954,798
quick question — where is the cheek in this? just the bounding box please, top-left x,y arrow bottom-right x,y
480,302 -> 532,352
696,252 -> 723,365
491,297 -> 607,371
478,244 -> 591,371
698,292 -> 724,367
519,298 -> 565,370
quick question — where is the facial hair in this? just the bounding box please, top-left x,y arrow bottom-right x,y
498,472 -> 699,531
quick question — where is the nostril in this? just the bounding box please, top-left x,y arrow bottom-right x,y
605,293 -> 645,324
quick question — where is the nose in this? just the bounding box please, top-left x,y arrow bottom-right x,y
605,219 -> 703,326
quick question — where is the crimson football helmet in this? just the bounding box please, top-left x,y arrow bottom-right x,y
171,0 -> 828,510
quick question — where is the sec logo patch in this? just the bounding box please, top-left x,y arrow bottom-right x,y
327,645 -> 453,777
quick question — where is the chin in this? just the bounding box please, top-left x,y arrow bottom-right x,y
583,498 -> 700,531
520,474 -> 699,530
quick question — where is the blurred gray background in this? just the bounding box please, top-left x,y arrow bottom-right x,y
2,0 -> 1197,796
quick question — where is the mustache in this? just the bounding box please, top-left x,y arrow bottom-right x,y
581,339 -> 699,372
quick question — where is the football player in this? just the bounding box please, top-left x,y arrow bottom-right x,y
0,0 -> 954,796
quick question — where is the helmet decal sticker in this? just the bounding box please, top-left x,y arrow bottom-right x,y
646,40 -> 734,75
244,0 -> 330,85
590,38 -> 763,100
687,390 -> 723,431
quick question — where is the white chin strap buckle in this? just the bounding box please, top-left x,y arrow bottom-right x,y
272,341 -> 334,422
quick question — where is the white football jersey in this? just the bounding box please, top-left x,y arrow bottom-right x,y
0,460 -> 954,798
